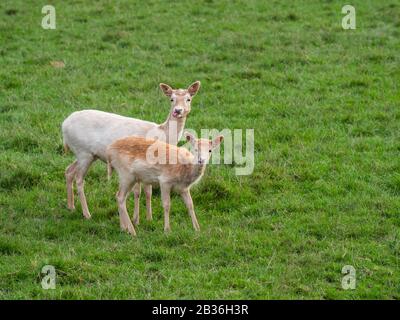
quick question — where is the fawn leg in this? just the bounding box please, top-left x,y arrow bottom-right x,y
180,189 -> 200,231
132,182 -> 141,225
160,184 -> 171,233
144,184 -> 153,221
117,181 -> 136,236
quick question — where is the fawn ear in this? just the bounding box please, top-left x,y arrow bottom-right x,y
212,135 -> 224,148
187,81 -> 201,97
184,131 -> 195,143
160,83 -> 173,97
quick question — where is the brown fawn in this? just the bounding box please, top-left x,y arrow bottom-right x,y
106,132 -> 224,235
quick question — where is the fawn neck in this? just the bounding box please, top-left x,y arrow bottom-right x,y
183,163 -> 206,186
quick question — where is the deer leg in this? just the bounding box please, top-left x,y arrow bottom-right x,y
65,160 -> 78,210
160,184 -> 171,233
132,183 -> 141,225
75,155 -> 94,219
180,189 -> 200,231
144,184 -> 153,221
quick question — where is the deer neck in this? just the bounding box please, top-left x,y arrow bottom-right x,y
159,114 -> 187,145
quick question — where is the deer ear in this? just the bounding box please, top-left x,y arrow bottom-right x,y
187,81 -> 201,97
159,83 -> 173,97
212,135 -> 224,148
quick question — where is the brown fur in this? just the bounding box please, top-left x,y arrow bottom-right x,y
108,136 -> 193,167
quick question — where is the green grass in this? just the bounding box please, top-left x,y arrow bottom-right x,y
1,0 -> 399,299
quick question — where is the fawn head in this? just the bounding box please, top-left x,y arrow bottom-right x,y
159,81 -> 201,119
184,132 -> 224,165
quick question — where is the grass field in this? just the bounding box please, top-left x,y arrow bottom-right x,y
0,0 -> 399,299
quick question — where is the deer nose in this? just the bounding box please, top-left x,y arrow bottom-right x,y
174,108 -> 183,114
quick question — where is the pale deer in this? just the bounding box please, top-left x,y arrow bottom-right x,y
62,81 -> 201,220
106,132 -> 224,235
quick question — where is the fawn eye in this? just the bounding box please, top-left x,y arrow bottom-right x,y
209,150 -> 212,153
170,98 -> 173,102
187,99 -> 191,102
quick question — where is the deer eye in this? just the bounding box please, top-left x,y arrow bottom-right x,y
170,98 -> 174,102
187,98 -> 191,102
209,150 -> 212,153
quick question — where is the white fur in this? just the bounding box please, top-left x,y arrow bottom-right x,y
62,109 -> 172,162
